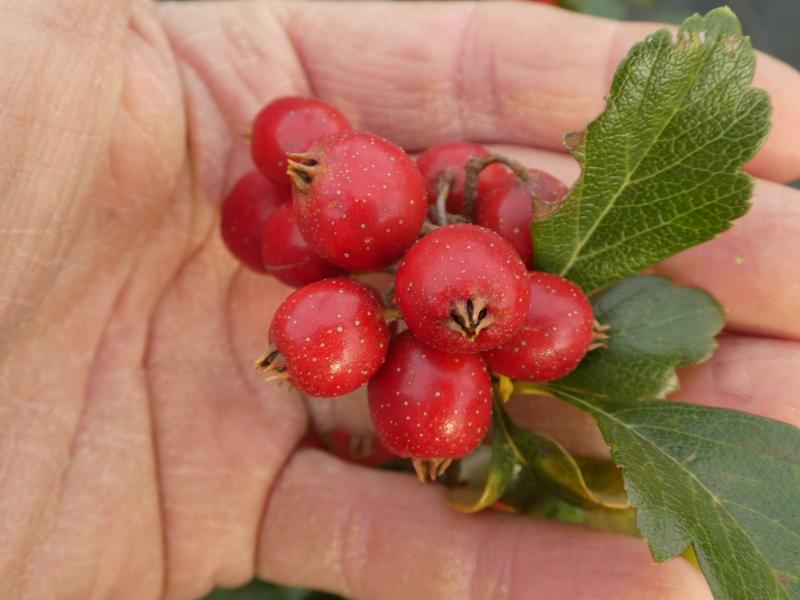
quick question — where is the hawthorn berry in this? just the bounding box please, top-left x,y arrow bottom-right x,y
260,278 -> 389,397
476,168 -> 568,267
395,224 -> 529,353
220,171 -> 288,272
251,96 -> 351,186
416,142 -> 508,215
261,203 -> 344,287
288,131 -> 427,270
484,272 -> 596,382
367,330 -> 492,481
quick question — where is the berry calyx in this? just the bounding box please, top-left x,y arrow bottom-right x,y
251,96 -> 351,186
483,272 -> 596,382
476,168 -> 568,267
394,224 -> 529,353
288,131 -> 428,270
416,142 -> 508,215
220,171 -> 288,272
260,279 -> 389,397
367,330 -> 492,482
261,203 -> 345,287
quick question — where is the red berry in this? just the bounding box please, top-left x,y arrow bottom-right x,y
395,224 -> 529,353
261,203 -> 344,287
220,171 -> 288,272
416,142 -> 508,215
288,131 -> 427,270
251,96 -> 351,186
484,272 -> 594,382
262,279 -> 390,397
368,330 -> 492,478
476,168 -> 568,267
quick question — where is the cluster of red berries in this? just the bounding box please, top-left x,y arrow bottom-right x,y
221,96 -> 606,482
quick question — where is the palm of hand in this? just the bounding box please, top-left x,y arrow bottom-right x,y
2,2 -> 800,600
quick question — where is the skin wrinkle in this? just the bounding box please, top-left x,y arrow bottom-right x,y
451,3 -> 479,143
468,520 -> 514,600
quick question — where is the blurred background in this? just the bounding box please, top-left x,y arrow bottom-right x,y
189,0 -> 798,597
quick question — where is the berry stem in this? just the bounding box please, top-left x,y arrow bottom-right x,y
433,173 -> 452,226
463,154 -> 537,219
421,219 -> 440,234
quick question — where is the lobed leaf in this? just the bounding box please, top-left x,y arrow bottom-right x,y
533,7 -> 771,291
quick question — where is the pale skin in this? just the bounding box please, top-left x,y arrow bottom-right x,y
2,1 -> 800,598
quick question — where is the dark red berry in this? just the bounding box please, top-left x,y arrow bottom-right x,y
220,171 -> 288,273
368,330 -> 492,480
484,272 -> 594,382
476,168 -> 568,267
416,142 -> 508,215
261,279 -> 389,397
261,203 -> 344,287
288,131 -> 427,270
251,96 -> 351,186
395,224 -> 529,353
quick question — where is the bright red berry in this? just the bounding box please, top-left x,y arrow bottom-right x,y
484,272 -> 594,382
251,96 -> 351,186
395,224 -> 529,353
476,168 -> 568,267
261,279 -> 389,397
416,142 -> 508,215
220,171 -> 288,272
261,203 -> 344,287
368,330 -> 492,480
288,131 -> 428,270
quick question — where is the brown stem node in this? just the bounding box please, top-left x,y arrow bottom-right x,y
463,154 -> 537,220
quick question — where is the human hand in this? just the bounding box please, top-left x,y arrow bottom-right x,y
2,2 -> 799,599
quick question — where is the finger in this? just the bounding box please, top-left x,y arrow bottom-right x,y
257,450 -> 711,600
671,333 -> 800,427
273,1 -> 800,182
653,178 -> 800,340
484,145 -> 800,340
144,239 -> 309,598
507,333 -> 800,459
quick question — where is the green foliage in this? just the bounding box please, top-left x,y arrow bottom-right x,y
448,396 -> 627,513
203,580 -> 341,600
555,394 -> 800,600
554,275 -> 725,400
534,7 -> 771,291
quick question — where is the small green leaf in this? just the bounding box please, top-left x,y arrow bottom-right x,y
557,393 -> 800,600
533,7 -> 771,291
554,275 -> 724,401
447,408 -> 517,513
449,396 -> 628,511
502,406 -> 628,509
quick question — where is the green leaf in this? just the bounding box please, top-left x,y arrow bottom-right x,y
533,7 -> 771,291
557,393 -> 800,600
447,408 -> 517,513
448,396 -> 627,511
554,275 -> 724,401
203,580 -> 341,600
